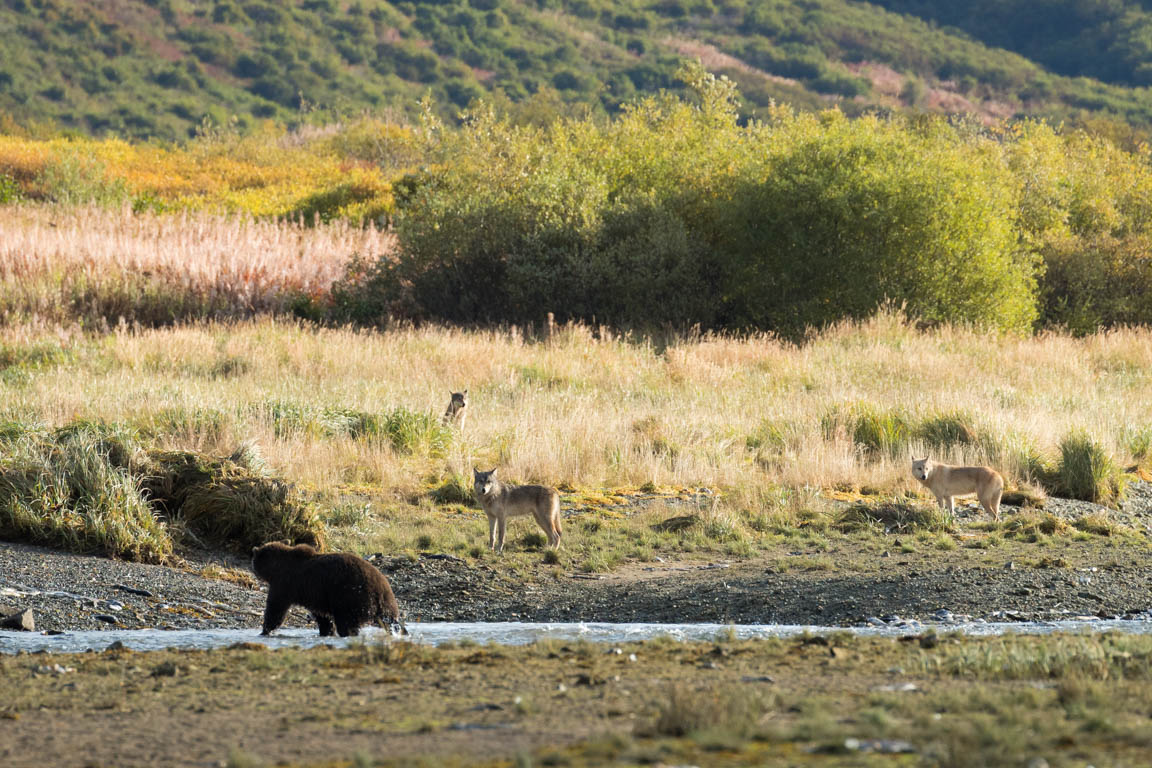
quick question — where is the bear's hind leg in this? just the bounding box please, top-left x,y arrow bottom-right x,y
313,613 -> 335,637
334,615 -> 361,637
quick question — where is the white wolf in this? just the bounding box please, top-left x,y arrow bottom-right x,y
911,457 -> 1004,519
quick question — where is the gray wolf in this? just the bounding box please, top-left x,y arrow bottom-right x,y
251,541 -> 405,637
911,457 -> 1004,519
443,390 -> 468,430
472,468 -> 562,552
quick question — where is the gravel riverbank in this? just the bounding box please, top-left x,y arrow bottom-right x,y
3,483 -> 1152,634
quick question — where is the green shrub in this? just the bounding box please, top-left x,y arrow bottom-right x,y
0,173 -> 23,204
1054,431 -> 1127,505
717,110 -> 1038,335
337,65 -> 1042,335
1039,233 -> 1152,333
34,152 -> 130,206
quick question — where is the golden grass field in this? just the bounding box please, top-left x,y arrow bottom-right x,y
2,310 -> 1149,500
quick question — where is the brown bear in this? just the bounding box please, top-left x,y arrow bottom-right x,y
250,541 -> 405,637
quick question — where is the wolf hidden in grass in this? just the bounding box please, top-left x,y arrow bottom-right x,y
442,390 -> 468,430
911,457 -> 1004,520
251,541 -> 405,637
472,468 -> 562,553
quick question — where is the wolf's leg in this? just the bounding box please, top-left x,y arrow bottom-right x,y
488,514 -> 498,551
534,509 -> 557,548
497,517 -> 507,553
983,487 -> 1002,520
943,496 -> 955,518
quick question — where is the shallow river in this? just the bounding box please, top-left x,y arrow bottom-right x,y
4,618 -> 1152,654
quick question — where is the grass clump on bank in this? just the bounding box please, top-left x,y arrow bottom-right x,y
0,421 -> 322,562
1055,431 -> 1128,505
834,500 -> 951,533
141,448 -> 322,553
0,422 -> 172,563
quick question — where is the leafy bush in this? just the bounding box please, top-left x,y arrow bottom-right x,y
717,110 -> 1038,335
354,65 -> 1039,336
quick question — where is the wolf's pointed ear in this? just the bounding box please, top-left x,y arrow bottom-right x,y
463,389 -> 468,396
472,466 -> 480,477
490,467 -> 497,476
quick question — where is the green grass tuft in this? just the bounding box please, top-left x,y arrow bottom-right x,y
429,473 -> 476,506
823,404 -> 911,458
916,410 -> 979,449
835,500 -> 950,533
1055,431 -> 1127,505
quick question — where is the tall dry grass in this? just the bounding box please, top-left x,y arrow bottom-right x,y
2,312 -> 1150,500
0,204 -> 393,324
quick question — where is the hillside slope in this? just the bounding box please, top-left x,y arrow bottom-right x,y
3,0 -> 1152,140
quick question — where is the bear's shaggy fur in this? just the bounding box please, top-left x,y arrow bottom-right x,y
251,542 -> 404,637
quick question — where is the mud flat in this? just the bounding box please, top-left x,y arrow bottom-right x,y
3,630 -> 1152,767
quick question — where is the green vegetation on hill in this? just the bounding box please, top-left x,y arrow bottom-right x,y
7,0 -> 1152,140
330,66 -> 1151,334
873,0 -> 1152,87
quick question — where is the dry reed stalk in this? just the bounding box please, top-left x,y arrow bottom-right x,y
0,204 -> 394,310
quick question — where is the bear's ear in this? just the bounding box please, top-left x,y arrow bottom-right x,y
252,546 -> 258,555
281,538 -> 292,545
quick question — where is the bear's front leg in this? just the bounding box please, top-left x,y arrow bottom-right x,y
261,590 -> 292,636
